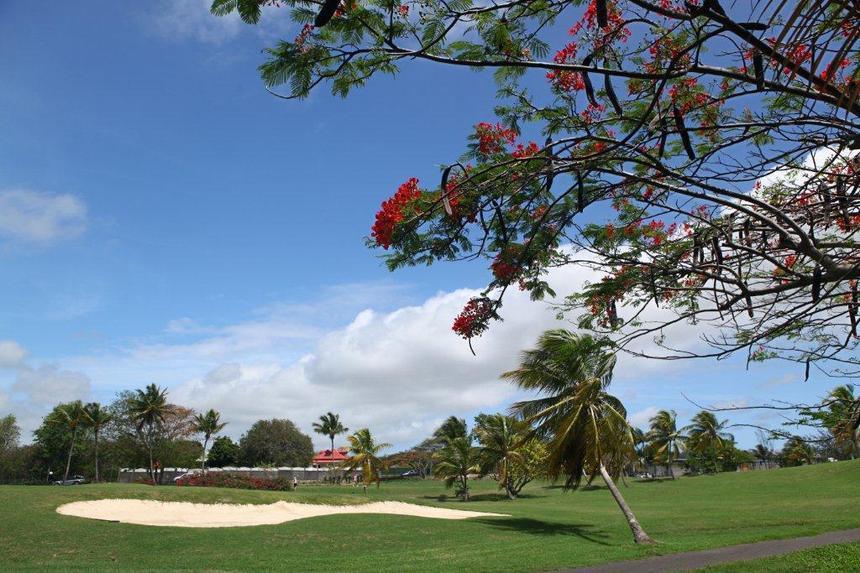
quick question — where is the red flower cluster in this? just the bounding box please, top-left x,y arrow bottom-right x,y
397,4 -> 409,17
475,122 -> 517,154
452,297 -> 495,339
176,472 -> 294,491
512,142 -> 541,158
668,78 -> 709,114
295,23 -> 314,51
371,177 -> 421,249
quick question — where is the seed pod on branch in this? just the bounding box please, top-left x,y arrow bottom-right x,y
440,165 -> 454,216
576,172 -> 585,212
604,73 -> 622,116
851,281 -> 858,337
673,106 -> 696,160
582,68 -> 597,108
596,0 -> 608,28
804,358 -> 810,381
836,176 -> 850,227
314,0 -> 341,27
811,265 -> 822,303
649,266 -> 659,307
607,299 -> 618,327
657,114 -> 668,158
819,183 -> 832,227
743,218 -> 752,246
712,237 -> 723,272
544,137 -> 555,192
753,53 -> 765,90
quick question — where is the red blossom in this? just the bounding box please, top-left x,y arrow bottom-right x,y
475,122 -> 517,154
452,297 -> 496,339
371,177 -> 421,249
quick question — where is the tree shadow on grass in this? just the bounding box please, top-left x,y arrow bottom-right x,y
472,517 -> 611,545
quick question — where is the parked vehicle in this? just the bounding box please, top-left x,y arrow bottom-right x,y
53,475 -> 87,486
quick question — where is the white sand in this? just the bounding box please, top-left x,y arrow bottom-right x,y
56,499 -> 506,528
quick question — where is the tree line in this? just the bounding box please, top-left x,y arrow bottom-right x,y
0,384 -> 315,485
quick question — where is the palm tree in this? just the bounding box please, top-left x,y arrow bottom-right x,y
312,412 -> 348,453
343,428 -> 390,489
53,401 -> 86,482
685,411 -> 733,474
646,410 -> 686,479
474,414 -> 527,499
83,402 -> 113,482
822,385 -> 859,457
432,416 -> 468,446
127,384 -> 169,481
193,409 -> 227,472
503,330 -> 653,545
433,435 -> 480,501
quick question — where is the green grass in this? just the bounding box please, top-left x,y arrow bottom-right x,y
697,541 -> 860,572
0,461 -> 857,571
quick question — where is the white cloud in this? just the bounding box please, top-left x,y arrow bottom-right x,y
150,0 -> 243,43
148,0 -> 292,44
6,364 -> 92,436
0,189 -> 87,246
0,340 -> 27,368
629,406 -> 659,429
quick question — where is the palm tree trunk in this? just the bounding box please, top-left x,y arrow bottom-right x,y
201,436 -> 209,474
599,463 -> 653,545
64,426 -> 78,482
94,430 -> 100,482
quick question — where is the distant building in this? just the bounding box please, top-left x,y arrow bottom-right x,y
312,447 -> 349,467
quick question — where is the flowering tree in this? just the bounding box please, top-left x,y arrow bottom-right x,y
213,0 -> 860,375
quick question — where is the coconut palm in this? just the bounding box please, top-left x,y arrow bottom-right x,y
432,416 -> 468,446
193,409 -> 227,472
343,428 -> 390,489
821,385 -> 859,457
685,411 -> 733,473
83,402 -> 113,482
503,329 -> 653,545
433,435 -> 480,501
53,401 -> 86,482
474,414 -> 528,499
312,412 -> 348,453
127,384 -> 169,481
646,410 -> 686,479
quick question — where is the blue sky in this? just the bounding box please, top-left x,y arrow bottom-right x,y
0,0 -> 827,450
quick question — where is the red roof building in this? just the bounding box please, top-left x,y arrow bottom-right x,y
312,447 -> 349,466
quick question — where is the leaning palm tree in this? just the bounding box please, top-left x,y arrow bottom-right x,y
193,409 -> 227,473
342,428 -> 390,489
503,329 -> 653,545
685,411 -> 733,474
474,414 -> 527,499
646,410 -> 686,479
433,435 -> 480,501
823,385 -> 860,457
127,384 -> 169,482
83,402 -> 113,482
53,401 -> 86,482
312,412 -> 348,453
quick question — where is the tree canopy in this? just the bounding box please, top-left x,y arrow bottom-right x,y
212,0 -> 860,376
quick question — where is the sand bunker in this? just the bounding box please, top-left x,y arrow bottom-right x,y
56,499 -> 506,528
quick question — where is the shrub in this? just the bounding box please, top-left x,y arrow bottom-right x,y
175,472 -> 293,491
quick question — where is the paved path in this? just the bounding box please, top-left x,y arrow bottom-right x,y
566,528 -> 860,572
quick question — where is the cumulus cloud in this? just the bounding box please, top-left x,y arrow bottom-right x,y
148,0 -> 292,44
0,340 -> 27,368
0,189 -> 87,246
150,0 -> 244,43
12,365 -> 91,406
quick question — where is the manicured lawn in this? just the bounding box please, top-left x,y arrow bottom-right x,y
697,541 -> 860,572
0,460 -> 857,571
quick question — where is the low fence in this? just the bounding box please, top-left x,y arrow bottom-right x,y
118,466 -> 346,484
